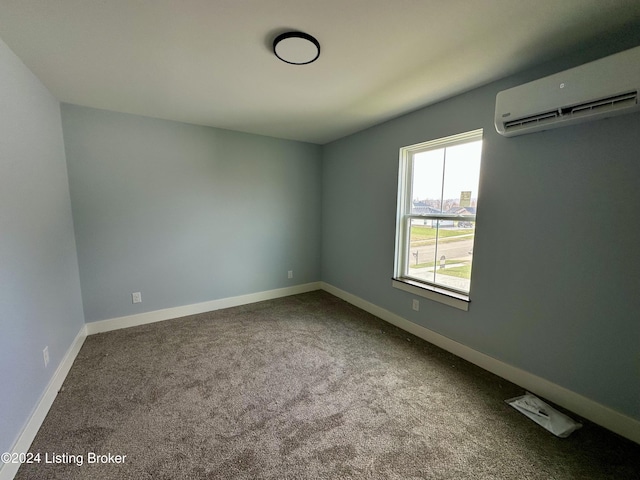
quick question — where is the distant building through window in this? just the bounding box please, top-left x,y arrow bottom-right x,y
394,129 -> 483,307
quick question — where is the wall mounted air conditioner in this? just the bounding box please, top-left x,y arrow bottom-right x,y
495,45 -> 640,137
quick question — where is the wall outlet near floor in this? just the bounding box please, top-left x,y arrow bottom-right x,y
288,270 -> 293,279
412,299 -> 419,311
43,346 -> 49,368
132,292 -> 142,304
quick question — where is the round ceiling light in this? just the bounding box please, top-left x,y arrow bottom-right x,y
273,31 -> 320,65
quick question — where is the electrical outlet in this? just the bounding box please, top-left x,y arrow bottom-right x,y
287,270 -> 293,279
132,292 -> 142,304
43,346 -> 49,368
412,299 -> 419,311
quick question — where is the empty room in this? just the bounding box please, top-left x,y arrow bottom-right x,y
2,1 -> 640,478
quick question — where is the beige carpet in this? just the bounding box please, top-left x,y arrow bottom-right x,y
16,291 -> 640,479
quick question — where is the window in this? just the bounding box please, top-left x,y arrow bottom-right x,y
393,129 -> 483,310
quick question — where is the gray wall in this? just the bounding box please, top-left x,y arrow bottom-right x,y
61,105 -> 322,323
2,24 -> 639,457
0,39 -> 85,454
321,42 -> 640,421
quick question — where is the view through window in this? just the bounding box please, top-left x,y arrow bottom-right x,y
395,129 -> 483,297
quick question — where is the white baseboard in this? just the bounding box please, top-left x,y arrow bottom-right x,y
3,280 -> 635,480
0,326 -> 87,480
86,282 -> 322,335
320,282 -> 640,445
1,283 -> 322,480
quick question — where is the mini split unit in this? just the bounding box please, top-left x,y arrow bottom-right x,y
495,45 -> 640,137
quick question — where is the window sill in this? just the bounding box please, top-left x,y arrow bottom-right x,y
392,278 -> 470,311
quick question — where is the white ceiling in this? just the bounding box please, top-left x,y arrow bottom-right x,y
1,0 -> 640,144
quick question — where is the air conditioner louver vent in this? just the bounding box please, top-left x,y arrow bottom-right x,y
504,111 -> 559,131
569,91 -> 637,116
503,91 -> 638,134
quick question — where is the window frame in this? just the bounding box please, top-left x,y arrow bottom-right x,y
393,129 -> 483,311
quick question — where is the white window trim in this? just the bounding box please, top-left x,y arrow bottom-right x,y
393,129 -> 482,310
392,278 -> 469,311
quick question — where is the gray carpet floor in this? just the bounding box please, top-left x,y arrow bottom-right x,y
16,291 -> 640,479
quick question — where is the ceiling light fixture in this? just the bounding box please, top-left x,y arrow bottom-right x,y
273,31 -> 320,65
